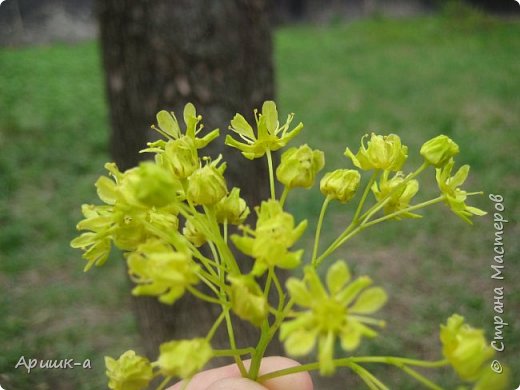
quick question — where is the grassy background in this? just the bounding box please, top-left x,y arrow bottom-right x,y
1,11 -> 519,390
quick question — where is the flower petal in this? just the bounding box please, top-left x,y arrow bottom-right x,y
349,287 -> 388,314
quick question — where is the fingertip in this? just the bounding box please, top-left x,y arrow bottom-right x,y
205,377 -> 267,390
258,356 -> 314,390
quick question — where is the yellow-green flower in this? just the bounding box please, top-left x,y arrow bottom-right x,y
436,159 -> 486,224
228,274 -> 268,326
225,101 -> 304,159
345,133 -> 408,171
153,103 -> 219,149
127,239 -> 199,304
276,144 -> 325,189
420,134 -> 459,167
281,261 -> 387,375
440,314 -> 495,381
71,163 -> 182,270
215,187 -> 250,225
157,338 -> 213,379
371,171 -> 420,219
231,200 -> 307,275
70,204 -> 114,271
474,365 -> 510,390
105,350 -> 153,390
187,156 -> 228,206
129,162 -> 181,208
161,136 -> 199,179
182,218 -> 206,247
320,169 -> 361,203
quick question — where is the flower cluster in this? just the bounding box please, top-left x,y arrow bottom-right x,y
71,101 -> 496,389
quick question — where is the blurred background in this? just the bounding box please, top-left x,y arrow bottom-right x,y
0,0 -> 519,389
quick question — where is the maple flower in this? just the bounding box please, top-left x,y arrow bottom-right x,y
281,261 -> 387,375
157,338 -> 213,379
231,200 -> 307,275
440,314 -> 495,381
225,101 -> 304,159
420,134 -> 459,167
105,350 -> 153,390
152,103 -> 219,149
371,171 -> 420,219
276,144 -> 325,189
187,156 -> 228,206
127,239 -> 199,305
228,274 -> 268,326
215,187 -> 250,225
345,133 -> 408,171
320,169 -> 361,203
436,159 -> 486,224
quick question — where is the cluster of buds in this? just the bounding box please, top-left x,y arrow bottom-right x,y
71,101 -> 504,389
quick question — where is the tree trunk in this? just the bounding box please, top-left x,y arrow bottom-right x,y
96,0 -> 276,360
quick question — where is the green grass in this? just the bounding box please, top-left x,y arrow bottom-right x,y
1,14 -> 519,389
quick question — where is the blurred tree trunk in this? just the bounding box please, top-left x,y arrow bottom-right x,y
96,0 -> 276,360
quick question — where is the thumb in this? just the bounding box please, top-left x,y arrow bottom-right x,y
206,377 -> 267,390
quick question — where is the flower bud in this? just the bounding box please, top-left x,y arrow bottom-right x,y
320,169 -> 361,203
276,144 -> 325,189
158,338 -> 213,379
228,275 -> 268,326
440,314 -> 495,381
105,350 -> 153,390
215,187 -> 250,225
183,219 -> 206,247
187,158 -> 228,206
130,162 -> 179,208
164,137 -> 199,178
345,133 -> 408,171
420,135 -> 459,167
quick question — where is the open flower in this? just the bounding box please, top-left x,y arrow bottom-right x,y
440,314 -> 495,381
345,133 -> 408,171
276,144 -> 325,189
371,171 -> 420,219
157,338 -> 213,379
231,200 -> 307,275
127,239 -> 199,304
436,159 -> 486,224
152,103 -> 219,149
105,350 -> 153,390
225,101 -> 304,159
281,261 -> 387,375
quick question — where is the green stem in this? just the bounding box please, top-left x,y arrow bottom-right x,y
155,376 -> 172,390
353,171 -> 379,223
187,286 -> 224,305
266,149 -> 276,200
223,308 -> 247,377
223,219 -> 228,244
280,186 -> 289,207
205,311 -> 226,342
363,196 -> 445,228
400,366 -> 443,390
263,268 -> 273,300
213,347 -> 256,357
248,321 -> 271,380
257,356 -> 448,383
311,196 -> 331,266
348,362 -> 389,390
